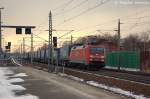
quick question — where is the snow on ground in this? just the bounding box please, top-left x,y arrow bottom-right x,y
86,81 -> 149,99
0,67 -> 14,75
12,73 -> 28,77
105,66 -> 140,71
59,73 -> 84,82
59,73 -> 149,99
8,78 -> 24,83
11,58 -> 23,67
0,67 -> 39,99
66,75 -> 84,82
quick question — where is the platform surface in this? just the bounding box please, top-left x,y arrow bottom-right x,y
0,65 -> 127,99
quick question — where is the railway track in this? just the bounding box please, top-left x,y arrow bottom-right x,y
22,61 -> 150,98
91,69 -> 150,85
24,61 -> 150,85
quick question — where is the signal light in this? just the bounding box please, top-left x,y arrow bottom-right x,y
25,28 -> 31,34
5,46 -> 10,49
5,46 -> 8,49
16,27 -> 22,34
8,42 -> 11,47
53,37 -> 57,47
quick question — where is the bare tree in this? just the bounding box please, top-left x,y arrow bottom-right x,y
123,34 -> 140,51
123,31 -> 150,51
72,33 -> 118,45
62,41 -> 72,46
40,43 -> 48,49
139,31 -> 150,51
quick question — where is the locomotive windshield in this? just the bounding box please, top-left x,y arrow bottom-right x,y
90,47 -> 104,54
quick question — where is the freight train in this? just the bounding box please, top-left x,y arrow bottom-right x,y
23,41 -> 118,69
24,45 -> 150,72
22,35 -> 118,69
24,45 -> 103,69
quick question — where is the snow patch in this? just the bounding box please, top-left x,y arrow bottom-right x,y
105,66 -> 140,71
59,73 -> 149,99
105,66 -> 118,70
68,75 -> 84,82
0,67 -> 14,75
0,67 -> 39,99
86,81 -> 149,99
59,73 -> 84,82
8,85 -> 26,91
58,73 -> 68,77
12,73 -> 28,77
121,67 -> 140,72
8,78 -> 24,83
0,94 -> 39,99
11,58 -> 23,67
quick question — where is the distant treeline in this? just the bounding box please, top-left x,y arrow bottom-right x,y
40,31 -> 150,51
62,31 -> 150,51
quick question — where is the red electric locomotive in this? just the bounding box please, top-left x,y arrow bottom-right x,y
69,44 -> 105,69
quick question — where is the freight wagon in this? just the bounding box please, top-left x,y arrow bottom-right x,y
59,45 -> 71,66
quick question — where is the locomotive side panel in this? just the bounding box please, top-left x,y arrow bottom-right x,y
69,45 -> 105,68
69,46 -> 87,65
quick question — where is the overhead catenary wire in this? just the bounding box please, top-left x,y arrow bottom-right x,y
123,14 -> 150,20
54,0 -> 88,16
34,4 -> 150,36
56,0 -> 110,26
73,7 -> 150,33
32,2 -> 150,50
121,8 -> 150,21
53,0 -> 74,11
33,34 -> 48,42
58,30 -> 74,39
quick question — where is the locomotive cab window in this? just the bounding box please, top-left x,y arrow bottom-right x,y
90,48 -> 104,54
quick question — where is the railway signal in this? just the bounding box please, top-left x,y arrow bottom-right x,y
1,25 -> 35,63
16,27 -> 32,34
5,45 -> 10,52
16,27 -> 22,34
5,45 -> 10,49
8,42 -> 11,46
53,37 -> 57,48
25,28 -> 31,34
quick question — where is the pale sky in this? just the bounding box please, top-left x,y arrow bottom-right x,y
0,0 -> 150,52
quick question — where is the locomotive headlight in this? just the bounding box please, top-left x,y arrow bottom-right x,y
90,55 -> 94,58
101,56 -> 104,58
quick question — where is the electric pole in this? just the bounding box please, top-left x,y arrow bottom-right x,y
0,7 -> 4,53
23,37 -> 25,57
21,43 -> 23,64
118,19 -> 121,50
114,19 -> 122,70
31,32 -> 33,64
117,19 -> 122,70
71,35 -> 73,45
48,11 -> 53,72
